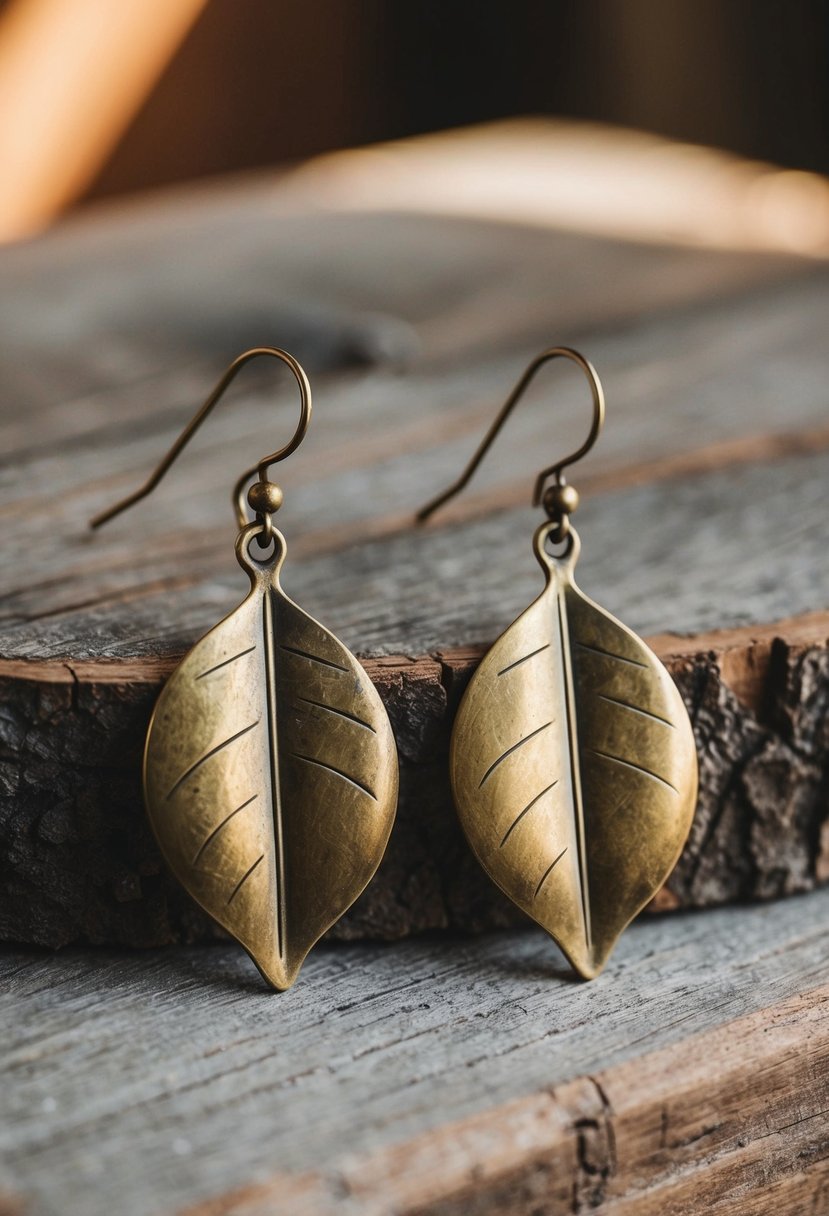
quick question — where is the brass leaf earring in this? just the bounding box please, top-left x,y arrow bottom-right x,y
417,347 -> 697,979
91,348 -> 398,990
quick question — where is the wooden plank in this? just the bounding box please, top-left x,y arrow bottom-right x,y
4,265 -> 829,655
1,890 -> 827,1215
2,147 -> 829,946
303,991 -> 829,1216
6,424 -> 829,662
2,605 -> 829,947
5,263 -> 829,598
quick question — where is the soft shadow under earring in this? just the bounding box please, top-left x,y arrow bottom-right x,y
91,348 -> 398,990
417,347 -> 697,979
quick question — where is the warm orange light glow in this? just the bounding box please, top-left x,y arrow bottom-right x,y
0,0 -> 207,243
281,119 -> 829,259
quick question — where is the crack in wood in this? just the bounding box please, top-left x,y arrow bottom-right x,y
572,1077 -> 617,1213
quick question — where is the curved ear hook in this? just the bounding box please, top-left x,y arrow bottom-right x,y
90,347 -> 312,531
416,346 -> 604,523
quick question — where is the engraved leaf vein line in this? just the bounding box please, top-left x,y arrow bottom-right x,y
193,794 -> 258,865
195,646 -> 256,679
598,694 -> 676,728
279,644 -> 348,672
264,590 -> 286,961
590,749 -> 679,793
290,752 -> 377,800
478,722 -> 553,789
558,591 -> 592,950
497,643 -> 550,676
575,640 -> 647,668
295,697 -> 376,733
500,781 -> 559,847
534,848 -> 568,899
227,854 -> 265,905
166,720 -> 260,800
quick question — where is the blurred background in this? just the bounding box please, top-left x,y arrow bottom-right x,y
1,0 -> 829,247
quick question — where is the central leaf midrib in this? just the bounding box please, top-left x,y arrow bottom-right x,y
554,582 -> 592,952
262,587 -> 286,962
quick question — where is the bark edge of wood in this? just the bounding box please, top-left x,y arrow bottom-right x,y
1,612 -> 828,948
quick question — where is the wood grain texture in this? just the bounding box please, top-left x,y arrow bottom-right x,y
2,149 -> 829,946
1,891 -> 827,1215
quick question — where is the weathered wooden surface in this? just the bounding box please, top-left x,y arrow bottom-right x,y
1,890 -> 827,1216
2,144 -> 829,946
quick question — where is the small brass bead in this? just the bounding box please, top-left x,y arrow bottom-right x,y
543,482 -> 579,519
247,481 -> 284,514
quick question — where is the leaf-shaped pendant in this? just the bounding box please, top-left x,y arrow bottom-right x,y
144,526 -> 398,990
451,523 -> 697,979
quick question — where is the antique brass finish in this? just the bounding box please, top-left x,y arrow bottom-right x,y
417,347 -> 698,979
144,522 -> 397,990
451,524 -> 696,978
91,349 -> 398,990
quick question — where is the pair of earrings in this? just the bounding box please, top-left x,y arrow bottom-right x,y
91,346 -> 697,990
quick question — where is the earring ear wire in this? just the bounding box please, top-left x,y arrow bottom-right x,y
416,346 -> 604,532
90,346 -> 311,542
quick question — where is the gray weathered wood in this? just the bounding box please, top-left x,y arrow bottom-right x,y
1,890 -> 827,1215
6,270 -> 829,652
5,443 -> 829,659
